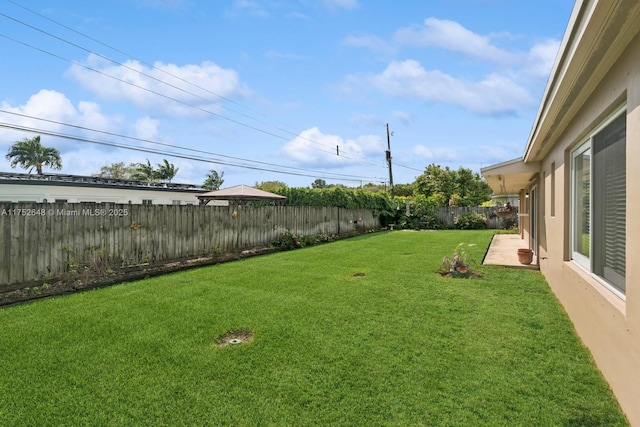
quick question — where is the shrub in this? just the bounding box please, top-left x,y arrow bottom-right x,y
315,232 -> 337,243
271,231 -> 302,250
454,211 -> 487,230
299,235 -> 317,247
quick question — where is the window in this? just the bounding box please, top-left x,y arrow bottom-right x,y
142,199 -> 153,205
570,108 -> 626,296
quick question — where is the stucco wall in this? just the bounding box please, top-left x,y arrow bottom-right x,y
538,33 -> 640,424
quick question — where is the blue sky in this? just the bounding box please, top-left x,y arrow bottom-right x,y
0,0 -> 574,188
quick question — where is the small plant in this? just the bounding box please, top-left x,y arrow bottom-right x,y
315,232 -> 337,243
453,211 -> 487,230
500,215 -> 518,230
299,235 -> 317,247
271,231 -> 302,250
439,243 -> 478,278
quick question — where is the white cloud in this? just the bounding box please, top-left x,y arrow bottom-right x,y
0,89 -> 121,147
358,59 -> 532,115
338,17 -> 559,116
392,110 -> 414,125
282,127 -> 383,166
524,39 -> 561,78
394,18 -> 516,64
412,144 -> 458,162
66,54 -> 251,117
342,35 -> 395,55
132,116 -> 161,141
391,17 -> 561,79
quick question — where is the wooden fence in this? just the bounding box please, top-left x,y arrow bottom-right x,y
0,202 -> 378,291
434,206 -> 518,229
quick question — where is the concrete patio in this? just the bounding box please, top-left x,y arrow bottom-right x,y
483,233 -> 538,269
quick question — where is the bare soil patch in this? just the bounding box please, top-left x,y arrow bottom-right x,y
214,329 -> 254,347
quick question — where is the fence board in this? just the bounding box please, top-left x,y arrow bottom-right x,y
0,203 -> 379,291
434,206 -> 517,229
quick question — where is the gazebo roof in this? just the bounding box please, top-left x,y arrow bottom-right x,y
196,184 -> 286,205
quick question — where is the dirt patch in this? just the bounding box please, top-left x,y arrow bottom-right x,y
214,329 -> 254,347
351,272 -> 366,277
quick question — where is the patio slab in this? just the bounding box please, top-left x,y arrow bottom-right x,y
483,234 -> 538,269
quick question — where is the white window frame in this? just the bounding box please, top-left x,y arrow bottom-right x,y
570,143 -> 591,271
570,104 -> 626,299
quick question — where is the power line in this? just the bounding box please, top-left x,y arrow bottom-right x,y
0,109 -> 383,181
0,28 -> 384,169
0,120 -> 387,183
0,4 -> 385,168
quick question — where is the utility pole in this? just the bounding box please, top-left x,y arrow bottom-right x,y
385,123 -> 394,195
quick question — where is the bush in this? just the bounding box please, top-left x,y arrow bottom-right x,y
299,235 -> 317,247
271,231 -> 302,250
454,212 -> 487,230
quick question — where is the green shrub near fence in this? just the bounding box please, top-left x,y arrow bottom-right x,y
454,211 -> 488,229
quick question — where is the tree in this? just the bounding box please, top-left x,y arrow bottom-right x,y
130,159 -> 178,182
452,166 -> 492,206
93,162 -> 137,179
311,178 -> 327,189
255,181 -> 288,192
414,164 -> 456,205
5,135 -> 62,175
156,159 -> 179,182
413,164 -> 491,207
391,183 -> 414,197
203,169 -> 224,191
131,159 -> 157,181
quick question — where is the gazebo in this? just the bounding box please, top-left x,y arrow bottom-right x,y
196,184 -> 287,206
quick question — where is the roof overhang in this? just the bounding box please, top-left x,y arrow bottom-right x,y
524,0 -> 640,163
481,158 -> 540,195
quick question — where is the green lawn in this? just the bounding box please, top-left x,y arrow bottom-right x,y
0,230 -> 628,426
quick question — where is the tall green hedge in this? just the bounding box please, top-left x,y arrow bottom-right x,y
273,187 -> 399,225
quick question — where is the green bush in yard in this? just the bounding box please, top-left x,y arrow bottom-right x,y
271,231 -> 302,250
454,211 -> 487,229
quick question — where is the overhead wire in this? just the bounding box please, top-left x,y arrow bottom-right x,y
0,109 -> 384,182
0,121 -> 385,183
0,30 -> 388,177
1,2 -> 386,168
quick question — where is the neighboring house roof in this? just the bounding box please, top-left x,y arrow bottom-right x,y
0,171 -> 205,193
196,184 -> 287,205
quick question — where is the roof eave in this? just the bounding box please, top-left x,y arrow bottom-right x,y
524,0 -> 640,163
481,158 -> 540,195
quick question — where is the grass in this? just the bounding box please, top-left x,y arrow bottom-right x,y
0,230 -> 628,426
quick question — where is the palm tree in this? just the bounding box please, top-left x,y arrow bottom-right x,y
203,169 -> 224,190
131,159 -> 157,181
156,159 -> 179,182
5,135 -> 62,175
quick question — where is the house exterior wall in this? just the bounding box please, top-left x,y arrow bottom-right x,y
0,182 -> 205,205
537,32 -> 640,424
